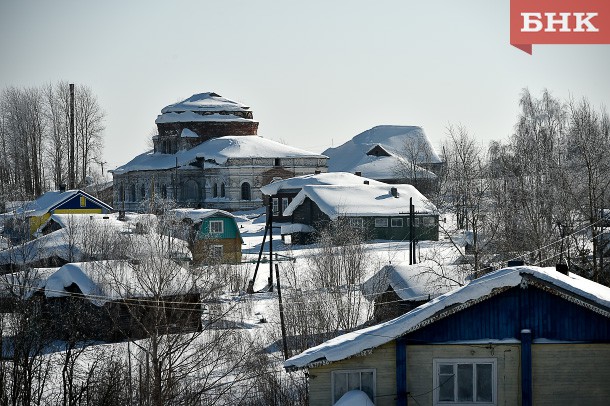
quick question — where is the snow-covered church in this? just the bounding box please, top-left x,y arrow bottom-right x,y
111,92 -> 328,212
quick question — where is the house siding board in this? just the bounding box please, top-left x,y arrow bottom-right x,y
308,342 -> 396,406
406,344 -> 521,406
407,285 -> 610,343
53,194 -> 111,212
199,217 -> 239,240
368,215 -> 439,241
531,343 -> 610,406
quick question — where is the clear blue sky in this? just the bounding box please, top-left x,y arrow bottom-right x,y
1,1 -> 609,173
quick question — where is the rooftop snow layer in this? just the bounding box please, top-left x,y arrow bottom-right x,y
260,172 -> 387,196
155,111 -> 256,124
12,190 -> 112,217
282,183 -> 435,219
170,208 -> 235,223
362,261 -> 464,302
160,92 -> 250,113
45,260 -> 195,306
284,266 -> 610,370
323,125 -> 442,174
112,136 -> 327,174
0,213 -> 191,266
348,154 -> 437,180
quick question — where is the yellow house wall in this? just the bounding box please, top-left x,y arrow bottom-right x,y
29,209 -> 103,236
406,344 -> 521,406
532,343 -> 610,406
308,342 -> 396,406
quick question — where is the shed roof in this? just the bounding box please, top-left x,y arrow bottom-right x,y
284,266 -> 610,370
362,260 -> 465,302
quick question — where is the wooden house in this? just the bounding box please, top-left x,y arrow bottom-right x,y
285,266 -> 610,406
275,177 -> 438,244
0,213 -> 191,272
170,208 -> 243,264
37,261 -> 201,340
2,189 -> 113,242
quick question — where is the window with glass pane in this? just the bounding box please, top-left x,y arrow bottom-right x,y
331,369 -> 375,404
375,218 -> 388,227
433,359 -> 496,405
391,218 -> 404,227
348,218 -> 364,228
209,220 -> 223,234
272,198 -> 279,215
282,198 -> 289,214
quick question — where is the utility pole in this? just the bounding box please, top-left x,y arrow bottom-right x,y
268,198 -> 274,291
69,83 -> 75,189
409,197 -> 416,265
275,263 -> 289,360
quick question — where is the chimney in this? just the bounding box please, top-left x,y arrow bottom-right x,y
363,180 -> 369,185
507,260 -> 525,267
390,187 -> 398,198
355,171 -> 362,176
555,263 -> 569,275
59,184 -> 66,193
314,170 -> 321,174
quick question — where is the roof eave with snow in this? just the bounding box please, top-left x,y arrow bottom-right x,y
284,266 -> 610,371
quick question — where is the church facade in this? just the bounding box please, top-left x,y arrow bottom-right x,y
111,92 -> 327,212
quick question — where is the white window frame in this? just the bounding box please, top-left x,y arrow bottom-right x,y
423,216 -> 436,226
282,197 -> 289,214
209,220 -> 224,234
272,198 -> 279,215
432,358 -> 497,406
375,218 -> 389,228
348,217 -> 364,229
209,244 -> 223,258
331,369 -> 376,404
391,218 -> 404,227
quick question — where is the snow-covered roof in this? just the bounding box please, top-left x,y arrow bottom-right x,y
160,92 -> 251,114
323,125 -> 442,176
362,261 -> 464,302
347,154 -> 437,181
282,182 -> 435,219
45,260 -> 196,306
169,208 -> 235,223
0,267 -> 58,299
0,213 -> 191,266
112,136 -> 327,174
156,111 -> 256,124
14,190 -> 112,217
260,172 -> 388,196
284,266 -> 610,370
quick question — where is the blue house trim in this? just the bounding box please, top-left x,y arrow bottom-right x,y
521,329 -> 532,406
405,285 -> 610,343
395,337 -> 407,406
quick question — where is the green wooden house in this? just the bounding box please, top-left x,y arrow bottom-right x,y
171,209 -> 243,264
281,182 -> 438,243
